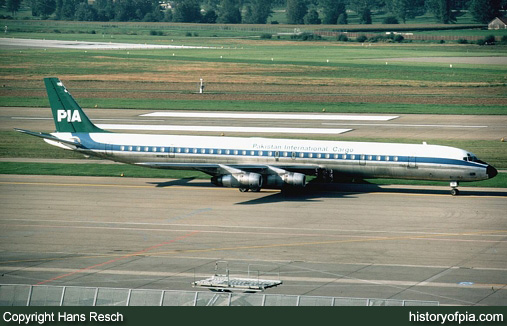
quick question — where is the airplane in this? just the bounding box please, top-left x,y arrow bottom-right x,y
15,77 -> 497,196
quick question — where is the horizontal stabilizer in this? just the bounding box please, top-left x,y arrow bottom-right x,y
14,128 -> 82,147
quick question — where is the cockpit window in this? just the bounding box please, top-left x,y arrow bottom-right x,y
464,153 -> 475,162
464,153 -> 486,164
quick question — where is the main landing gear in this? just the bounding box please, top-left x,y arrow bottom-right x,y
450,181 -> 460,196
239,187 -> 261,192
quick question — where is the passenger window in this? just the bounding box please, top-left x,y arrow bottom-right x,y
394,156 -> 398,161
351,155 -> 355,160
299,152 -> 304,158
226,149 -> 230,155
377,155 -> 381,161
342,154 -> 347,159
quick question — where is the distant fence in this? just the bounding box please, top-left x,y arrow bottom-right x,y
0,284 -> 439,306
314,31 -> 483,41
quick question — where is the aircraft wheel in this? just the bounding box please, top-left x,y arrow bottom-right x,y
251,188 -> 261,192
239,188 -> 249,192
450,188 -> 459,196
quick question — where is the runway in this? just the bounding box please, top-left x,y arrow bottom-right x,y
2,107 -> 506,140
0,38 -> 210,50
1,174 -> 506,305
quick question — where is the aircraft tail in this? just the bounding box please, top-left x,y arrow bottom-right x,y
44,77 -> 107,133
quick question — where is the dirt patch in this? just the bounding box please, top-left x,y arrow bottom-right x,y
2,88 -> 504,106
379,57 -> 507,65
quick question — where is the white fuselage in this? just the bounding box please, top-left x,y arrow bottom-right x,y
49,132 -> 491,183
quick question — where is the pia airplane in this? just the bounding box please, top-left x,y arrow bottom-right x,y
16,78 -> 497,195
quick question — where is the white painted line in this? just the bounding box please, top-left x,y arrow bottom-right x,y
11,117 -> 52,120
141,112 -> 399,121
96,124 -> 352,134
322,123 -> 488,128
418,267 -> 458,286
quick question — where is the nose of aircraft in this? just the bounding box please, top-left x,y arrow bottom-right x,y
487,165 -> 498,179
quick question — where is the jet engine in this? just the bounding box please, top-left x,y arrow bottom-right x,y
265,172 -> 306,188
211,173 -> 263,189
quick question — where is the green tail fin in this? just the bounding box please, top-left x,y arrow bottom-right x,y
44,77 -> 107,133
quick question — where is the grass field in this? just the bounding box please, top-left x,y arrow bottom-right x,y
0,20 -> 505,187
1,42 -> 506,114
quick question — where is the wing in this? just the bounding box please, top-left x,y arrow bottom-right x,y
135,162 -> 319,177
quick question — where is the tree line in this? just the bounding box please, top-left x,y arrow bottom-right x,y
3,0 -> 505,24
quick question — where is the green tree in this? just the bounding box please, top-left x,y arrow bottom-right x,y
60,0 -> 78,20
217,0 -> 241,23
426,0 -> 456,23
286,0 -> 307,24
143,0 -> 164,22
349,0 -> 381,24
95,0 -> 115,21
75,1 -> 97,20
360,8 -> 371,24
337,12 -> 347,24
320,0 -> 346,24
201,9 -> 217,22
172,0 -> 202,22
469,0 -> 502,23
6,0 -> 22,15
54,0 -> 62,19
304,8 -> 321,24
385,0 -> 425,23
114,0 -> 137,21
243,0 -> 272,24
36,0 -> 57,18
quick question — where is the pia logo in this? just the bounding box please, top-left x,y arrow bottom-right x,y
57,110 -> 82,122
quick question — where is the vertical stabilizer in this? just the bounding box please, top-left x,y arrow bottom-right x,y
44,77 -> 106,133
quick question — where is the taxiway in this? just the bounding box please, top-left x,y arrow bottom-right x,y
1,174 -> 506,305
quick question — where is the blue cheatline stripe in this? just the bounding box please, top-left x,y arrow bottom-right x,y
74,136 -> 484,169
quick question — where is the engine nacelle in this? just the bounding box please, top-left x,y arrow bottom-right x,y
265,172 -> 306,188
212,173 -> 263,189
